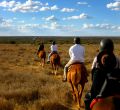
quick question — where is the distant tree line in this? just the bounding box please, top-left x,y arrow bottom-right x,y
0,36 -> 120,44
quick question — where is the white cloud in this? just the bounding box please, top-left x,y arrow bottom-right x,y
39,7 -> 50,11
0,19 -> 13,28
61,8 -> 75,12
83,23 -> 94,28
42,22 -> 74,31
42,22 -> 59,30
44,15 -> 57,21
50,22 -> 58,29
82,23 -> 120,30
107,1 -> 120,11
77,2 -> 88,5
51,5 -> 58,10
0,0 -> 16,7
0,0 -> 59,12
77,2 -> 91,7
63,13 -> 91,20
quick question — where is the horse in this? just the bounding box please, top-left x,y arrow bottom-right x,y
50,52 -> 60,75
90,95 -> 120,110
37,50 -> 46,67
67,63 -> 87,108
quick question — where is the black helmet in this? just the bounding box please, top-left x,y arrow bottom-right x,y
52,41 -> 56,45
74,37 -> 80,44
100,39 -> 114,52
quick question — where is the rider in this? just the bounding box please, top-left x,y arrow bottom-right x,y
84,38 -> 120,110
62,37 -> 88,82
37,42 -> 44,55
47,41 -> 58,62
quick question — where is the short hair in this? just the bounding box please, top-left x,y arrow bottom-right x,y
74,37 -> 80,44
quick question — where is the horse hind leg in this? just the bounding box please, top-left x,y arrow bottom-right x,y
39,59 -> 42,66
52,64 -> 56,74
54,65 -> 58,75
55,69 -> 57,75
51,64 -> 54,74
40,59 -> 44,68
42,58 -> 45,67
74,84 -> 80,106
78,84 -> 85,107
70,82 -> 77,102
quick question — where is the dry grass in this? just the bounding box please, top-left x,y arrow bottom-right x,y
0,42 -> 120,110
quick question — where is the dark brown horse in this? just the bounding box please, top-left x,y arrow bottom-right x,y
91,95 -> 120,110
67,63 -> 87,108
37,50 -> 46,67
50,52 -> 60,75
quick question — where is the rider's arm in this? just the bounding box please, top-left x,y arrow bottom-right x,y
90,68 -> 106,99
69,47 -> 72,58
50,45 -> 53,52
91,57 -> 97,80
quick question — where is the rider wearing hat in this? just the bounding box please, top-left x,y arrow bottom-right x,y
84,38 -> 120,110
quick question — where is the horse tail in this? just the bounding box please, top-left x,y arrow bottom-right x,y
54,56 -> 59,65
43,51 -> 46,59
53,54 -> 60,65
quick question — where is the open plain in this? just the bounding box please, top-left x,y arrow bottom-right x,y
0,37 -> 120,110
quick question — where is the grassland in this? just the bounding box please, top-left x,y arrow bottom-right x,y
0,37 -> 120,110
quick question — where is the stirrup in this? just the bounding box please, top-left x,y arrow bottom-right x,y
62,78 -> 67,82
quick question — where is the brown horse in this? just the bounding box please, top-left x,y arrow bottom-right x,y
91,95 -> 120,110
37,50 -> 46,67
67,63 -> 87,108
50,52 -> 60,75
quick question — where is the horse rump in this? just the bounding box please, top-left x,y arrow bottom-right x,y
50,53 -> 60,65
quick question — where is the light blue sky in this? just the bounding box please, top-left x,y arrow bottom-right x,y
0,0 -> 120,36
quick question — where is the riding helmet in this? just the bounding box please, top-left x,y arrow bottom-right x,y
100,39 -> 114,52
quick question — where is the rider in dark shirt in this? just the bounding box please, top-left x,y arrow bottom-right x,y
38,42 -> 44,51
84,38 -> 120,110
37,42 -> 44,55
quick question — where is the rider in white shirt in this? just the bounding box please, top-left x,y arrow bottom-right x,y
63,37 -> 88,82
69,44 -> 85,62
47,41 -> 58,62
50,43 -> 57,52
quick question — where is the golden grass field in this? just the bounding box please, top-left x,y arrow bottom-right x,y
0,38 -> 120,110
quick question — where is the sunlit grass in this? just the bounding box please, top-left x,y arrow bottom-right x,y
0,38 -> 120,110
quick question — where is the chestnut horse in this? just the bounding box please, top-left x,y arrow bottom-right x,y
67,63 -> 87,108
91,95 -> 120,110
37,50 -> 46,67
50,52 -> 60,75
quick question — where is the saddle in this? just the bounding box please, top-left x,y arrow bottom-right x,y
52,51 -> 57,54
69,62 -> 83,68
71,62 -> 83,65
68,62 -> 81,71
51,51 -> 58,56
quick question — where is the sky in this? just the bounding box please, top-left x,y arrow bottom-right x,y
0,0 -> 120,36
